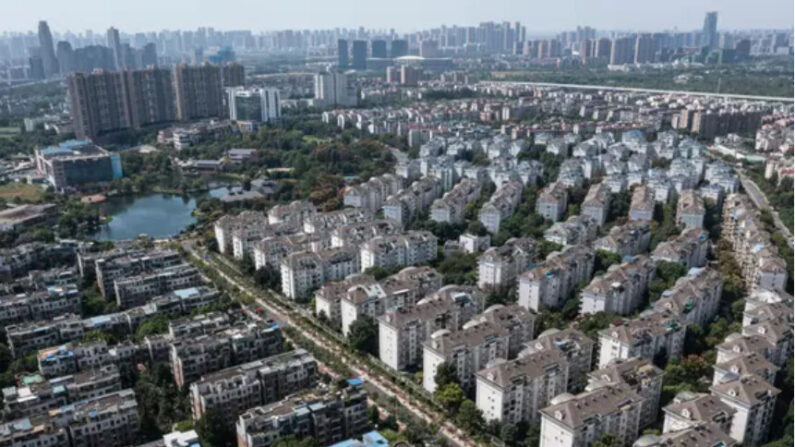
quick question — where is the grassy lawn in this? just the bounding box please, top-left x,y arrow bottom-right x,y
0,182 -> 46,202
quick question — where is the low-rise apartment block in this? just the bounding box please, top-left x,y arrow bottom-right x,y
651,227 -> 709,270
581,182 -> 611,226
190,349 -> 317,426
359,231 -> 437,272
580,255 -> 656,315
587,358 -> 663,429
236,380 -> 368,447
518,245 -> 594,312
430,179 -> 481,224
477,238 -> 538,291
593,221 -> 651,258
280,247 -> 360,300
653,267 -> 723,326
676,189 -> 705,229
597,309 -> 684,369
536,182 -> 568,222
378,285 -> 484,371
629,184 -> 655,222
478,181 -> 523,233
543,215 -> 599,247
519,329 -> 594,393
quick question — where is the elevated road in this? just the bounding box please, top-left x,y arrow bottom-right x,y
480,80 -> 794,102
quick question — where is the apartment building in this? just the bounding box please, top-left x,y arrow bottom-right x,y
478,181 -> 523,233
359,231 -> 437,272
519,329 -> 594,393
653,267 -> 723,326
722,194 -> 788,291
339,266 -> 442,336
7,314 -> 84,357
214,211 -> 268,255
676,190 -> 706,229
536,182 -> 568,222
37,341 -> 112,378
713,352 -> 779,386
280,247 -> 360,300
190,349 -> 317,426
330,220 -> 402,248
662,391 -> 736,434
543,215 -> 599,247
539,383 -> 643,447
586,358 -> 663,429
3,365 -> 122,420
378,285 -> 484,371
629,184 -> 655,222
267,200 -> 317,226
0,415 -> 69,447
741,302 -> 793,368
592,221 -> 651,258
236,380 -> 368,447
112,263 -> 202,308
580,255 -> 656,315
581,182 -> 611,226
711,374 -> 780,446
597,309 -> 685,369
635,423 -> 736,447
475,349 -> 569,425
651,227 -> 709,270
94,248 -> 182,298
343,173 -> 403,213
477,238 -> 538,291
382,176 -> 443,225
171,322 -> 284,387
430,179 -> 481,224
517,245 -> 594,312
0,285 -> 80,326
48,389 -> 139,447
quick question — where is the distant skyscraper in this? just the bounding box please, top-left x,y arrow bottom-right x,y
634,33 -> 654,63
56,41 -> 74,75
391,40 -> 408,58
419,40 -> 439,58
28,55 -> 44,80
338,39 -> 349,68
351,40 -> 367,69
37,21 -> 58,77
173,63 -> 225,121
314,70 -> 356,107
702,11 -> 718,50
107,27 -> 123,70
371,40 -> 387,58
595,37 -> 612,59
610,36 -> 635,65
141,43 -> 157,67
734,39 -> 751,62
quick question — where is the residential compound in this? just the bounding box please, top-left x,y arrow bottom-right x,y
204,80 -> 792,447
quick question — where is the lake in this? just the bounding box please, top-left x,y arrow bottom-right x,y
89,193 -> 199,241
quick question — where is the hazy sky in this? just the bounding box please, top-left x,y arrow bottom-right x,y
2,0 -> 793,34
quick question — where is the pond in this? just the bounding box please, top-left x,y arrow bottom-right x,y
89,187 -> 229,241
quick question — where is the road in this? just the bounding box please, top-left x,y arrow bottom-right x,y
182,241 -> 477,447
479,80 -> 794,102
736,170 -> 794,248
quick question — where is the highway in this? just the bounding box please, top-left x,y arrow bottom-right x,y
479,80 -> 794,102
182,240 -> 478,447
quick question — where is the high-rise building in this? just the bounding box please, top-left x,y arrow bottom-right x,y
221,62 -> 245,87
371,40 -> 387,58
702,11 -> 719,49
594,37 -> 612,59
38,21 -> 58,77
56,41 -> 74,75
227,87 -> 281,123
610,36 -> 635,65
337,39 -> 349,68
141,43 -> 157,67
400,65 -> 422,86
419,40 -> 439,58
68,70 -> 130,139
314,70 -> 356,107
28,55 -> 44,80
35,140 -> 123,190
735,39 -> 751,62
391,39 -> 409,58
351,40 -> 367,69
173,63 -> 225,121
124,67 -> 177,128
107,27 -> 123,70
634,33 -> 654,63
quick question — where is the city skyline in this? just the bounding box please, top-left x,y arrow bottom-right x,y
1,0 -> 793,34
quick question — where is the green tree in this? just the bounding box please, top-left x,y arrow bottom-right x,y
435,382 -> 464,415
434,362 -> 459,388
195,409 -> 235,447
135,315 -> 170,340
272,437 -> 320,447
594,250 -> 622,275
347,316 -> 378,355
455,399 -> 485,433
